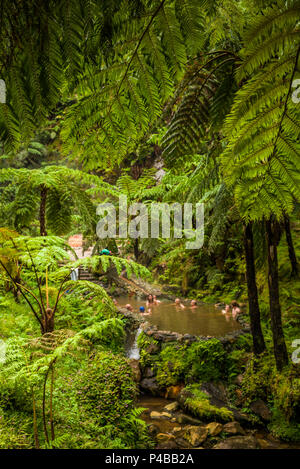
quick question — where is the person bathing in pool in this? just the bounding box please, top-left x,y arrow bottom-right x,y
139,306 -> 151,316
222,304 -> 231,314
190,299 -> 197,309
153,295 -> 161,305
174,298 -> 185,309
146,294 -> 154,307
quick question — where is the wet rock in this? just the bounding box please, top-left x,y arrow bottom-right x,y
206,422 -> 223,437
128,359 -> 141,382
175,437 -> 191,448
153,331 -> 181,342
140,377 -> 160,395
156,433 -> 175,443
172,426 -> 182,434
158,440 -> 179,449
148,424 -> 160,436
213,435 -> 259,449
256,438 -> 272,449
150,411 -> 172,420
250,399 -> 271,422
164,401 -> 179,412
223,421 -> 245,435
150,411 -> 162,420
176,414 -> 202,425
165,384 -> 184,399
184,425 -> 208,447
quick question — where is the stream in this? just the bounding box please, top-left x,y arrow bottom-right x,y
136,394 -> 300,450
122,296 -> 300,450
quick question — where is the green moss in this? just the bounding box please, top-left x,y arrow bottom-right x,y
154,339 -> 227,388
183,385 -> 234,423
137,332 -> 160,368
156,344 -> 187,386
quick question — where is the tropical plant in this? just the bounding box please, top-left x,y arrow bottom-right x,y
0,165 -> 117,235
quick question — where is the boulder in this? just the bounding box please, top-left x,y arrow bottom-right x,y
140,377 -> 160,395
184,426 -> 208,447
164,401 -> 179,412
206,422 -> 223,437
250,399 -> 272,422
148,424 -> 160,436
150,411 -> 172,420
176,413 -> 203,425
179,383 -> 252,426
157,440 -> 178,449
223,421 -> 245,435
165,384 -> 184,399
213,435 -> 259,449
175,437 -> 191,449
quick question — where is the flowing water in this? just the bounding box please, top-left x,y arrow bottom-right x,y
118,296 -> 241,336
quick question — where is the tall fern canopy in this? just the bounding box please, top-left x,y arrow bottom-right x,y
221,0 -> 300,221
0,0 -> 205,169
0,0 -> 300,450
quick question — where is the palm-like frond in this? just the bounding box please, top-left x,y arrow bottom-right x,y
221,0 -> 300,221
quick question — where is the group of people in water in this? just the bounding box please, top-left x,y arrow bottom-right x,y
122,295 -> 198,316
114,295 -> 242,322
220,301 -> 241,319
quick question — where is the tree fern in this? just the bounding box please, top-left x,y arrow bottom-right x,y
221,0 -> 300,221
0,0 -> 206,167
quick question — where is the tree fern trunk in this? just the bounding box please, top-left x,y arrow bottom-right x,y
266,218 -> 288,371
40,185 -> 48,236
284,215 -> 298,278
134,238 -> 139,261
243,222 -> 266,355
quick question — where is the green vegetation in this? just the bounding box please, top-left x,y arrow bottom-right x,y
183,385 -> 234,423
0,0 -> 299,448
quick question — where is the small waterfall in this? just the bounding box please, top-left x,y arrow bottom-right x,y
125,326 -> 143,359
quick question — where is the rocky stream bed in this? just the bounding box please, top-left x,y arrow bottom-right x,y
138,394 -> 300,450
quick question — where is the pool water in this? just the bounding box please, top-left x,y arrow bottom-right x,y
117,296 -> 241,337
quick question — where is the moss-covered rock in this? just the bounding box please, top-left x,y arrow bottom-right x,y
179,385 -> 234,423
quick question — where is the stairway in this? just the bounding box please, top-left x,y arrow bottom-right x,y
78,266 -> 102,284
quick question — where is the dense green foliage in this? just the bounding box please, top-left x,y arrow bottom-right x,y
0,0 -> 299,449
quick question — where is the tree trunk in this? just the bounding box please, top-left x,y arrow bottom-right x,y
284,214 -> 298,277
133,238 -> 139,261
265,217 -> 288,371
243,222 -> 266,355
40,185 -> 48,236
41,308 -> 54,334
